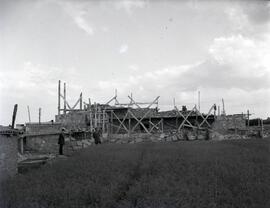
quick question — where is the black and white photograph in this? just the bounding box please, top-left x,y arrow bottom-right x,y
0,0 -> 270,207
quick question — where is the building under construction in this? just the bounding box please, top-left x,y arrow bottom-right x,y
55,80 -> 241,137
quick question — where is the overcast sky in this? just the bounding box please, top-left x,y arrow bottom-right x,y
0,0 -> 270,125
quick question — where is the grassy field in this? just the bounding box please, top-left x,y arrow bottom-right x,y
2,139 -> 270,208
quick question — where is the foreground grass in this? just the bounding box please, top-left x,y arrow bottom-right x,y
3,139 -> 270,208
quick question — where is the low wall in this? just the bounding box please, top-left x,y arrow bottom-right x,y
25,123 -> 61,134
0,129 -> 18,206
0,134 -> 18,181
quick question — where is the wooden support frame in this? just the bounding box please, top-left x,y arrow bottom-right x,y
149,119 -> 163,133
111,111 -> 129,133
129,96 -> 160,134
198,104 -> 216,128
58,80 -> 84,115
175,105 -> 197,131
115,111 -> 129,134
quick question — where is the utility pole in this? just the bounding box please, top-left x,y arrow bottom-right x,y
27,105 -> 31,123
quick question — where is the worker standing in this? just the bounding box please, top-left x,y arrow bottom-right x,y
93,128 -> 101,145
58,128 -> 65,155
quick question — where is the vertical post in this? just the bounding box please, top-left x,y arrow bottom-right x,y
58,80 -> 61,115
94,103 -> 97,128
64,82 -> 66,114
80,93 -> 83,110
102,110 -> 105,134
261,119 -> 264,138
20,138 -> 24,154
198,91 -> 200,112
38,108 -> 41,124
111,110 -> 113,134
27,105 -> 31,123
218,106 -> 220,116
247,110 -> 250,128
161,118 -> 164,133
88,98 -> 91,110
128,111 -> 131,137
11,104 -> 18,129
90,110 -> 93,131
222,98 -> 225,115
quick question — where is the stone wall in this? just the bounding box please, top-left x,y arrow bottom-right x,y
55,111 -> 88,130
25,135 -> 59,154
212,114 -> 246,134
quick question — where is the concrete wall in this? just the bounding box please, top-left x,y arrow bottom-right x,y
0,134 -> 18,183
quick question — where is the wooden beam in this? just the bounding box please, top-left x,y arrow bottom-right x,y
27,105 -> 31,123
128,95 -> 142,109
80,93 -> 82,110
130,96 -> 160,133
116,111 -> 129,134
149,119 -> 162,133
199,104 -> 215,128
64,82 -> 66,114
129,110 -> 150,134
11,104 -> 18,129
194,107 -> 211,128
112,111 -> 129,133
58,80 -> 61,115
175,105 -> 196,131
38,108 -> 41,124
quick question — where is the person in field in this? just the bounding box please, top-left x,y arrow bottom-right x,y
58,128 -> 65,155
93,128 -> 101,145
